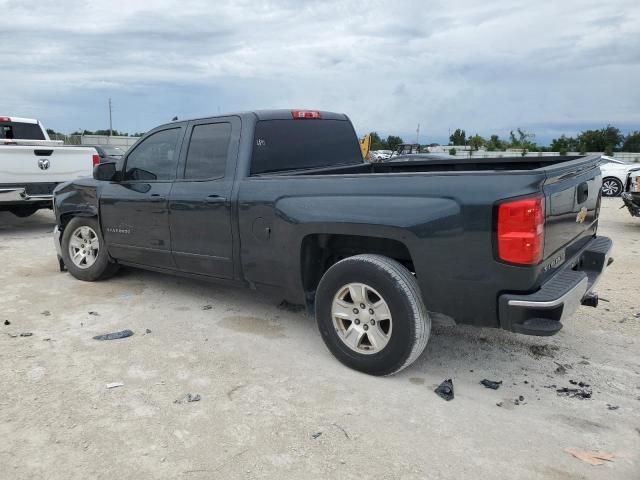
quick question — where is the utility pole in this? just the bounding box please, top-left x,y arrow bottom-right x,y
108,98 -> 113,143
416,123 -> 420,145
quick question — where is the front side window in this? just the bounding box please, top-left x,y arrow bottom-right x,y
184,123 -> 231,180
124,128 -> 180,181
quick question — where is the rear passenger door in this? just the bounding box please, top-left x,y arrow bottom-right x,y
168,117 -> 239,278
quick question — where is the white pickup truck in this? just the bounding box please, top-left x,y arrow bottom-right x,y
1,116 -> 98,217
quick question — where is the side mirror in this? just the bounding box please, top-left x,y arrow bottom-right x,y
93,161 -> 118,181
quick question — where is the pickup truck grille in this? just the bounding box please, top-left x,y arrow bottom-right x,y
0,182 -> 59,195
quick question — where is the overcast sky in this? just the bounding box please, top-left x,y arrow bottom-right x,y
1,0 -> 639,144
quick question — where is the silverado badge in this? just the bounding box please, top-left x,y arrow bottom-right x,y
576,206 -> 588,224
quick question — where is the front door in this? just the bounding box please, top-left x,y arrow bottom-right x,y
168,118 -> 238,277
100,126 -> 185,269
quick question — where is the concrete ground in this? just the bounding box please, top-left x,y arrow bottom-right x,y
0,198 -> 638,480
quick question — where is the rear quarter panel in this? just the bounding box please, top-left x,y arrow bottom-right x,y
237,171 -> 548,327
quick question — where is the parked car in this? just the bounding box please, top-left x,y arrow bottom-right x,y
52,109 -> 612,375
0,116 -> 98,217
599,155 -> 637,197
621,167 -> 640,217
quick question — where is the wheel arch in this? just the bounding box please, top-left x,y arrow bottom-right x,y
300,233 -> 415,308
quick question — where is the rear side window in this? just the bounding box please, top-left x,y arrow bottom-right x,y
184,122 -> 231,180
0,122 -> 45,140
124,128 -> 180,181
251,119 -> 362,174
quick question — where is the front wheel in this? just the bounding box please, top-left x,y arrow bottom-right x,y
315,254 -> 430,376
602,177 -> 623,197
60,217 -> 119,281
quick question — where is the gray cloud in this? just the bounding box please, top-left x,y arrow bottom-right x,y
0,0 -> 638,142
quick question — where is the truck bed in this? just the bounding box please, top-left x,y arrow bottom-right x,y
268,155 -> 593,176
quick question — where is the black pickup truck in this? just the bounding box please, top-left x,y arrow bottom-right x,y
52,110 -> 613,375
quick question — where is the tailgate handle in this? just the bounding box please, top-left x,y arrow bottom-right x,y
34,149 -> 53,156
577,182 -> 589,204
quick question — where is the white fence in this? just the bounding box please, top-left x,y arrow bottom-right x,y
49,134 -> 140,151
425,147 -> 640,162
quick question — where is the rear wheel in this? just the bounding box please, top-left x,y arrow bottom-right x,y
61,217 -> 118,281
315,254 -> 430,376
602,177 -> 623,197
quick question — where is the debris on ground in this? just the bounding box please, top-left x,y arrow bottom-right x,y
564,448 -> 615,466
557,382 -> 592,399
480,379 -> 502,390
434,379 -> 454,401
41,310 -> 51,316
3,320 -> 10,325
606,404 -> 619,410
529,344 -> 558,358
174,393 -> 201,404
277,300 -> 305,313
332,423 -> 350,439
106,382 -> 124,389
496,401 -> 503,407
311,432 -> 322,439
20,332 -> 33,337
513,395 -> 526,406
554,362 -> 572,375
93,329 -> 134,341
145,328 -> 152,334
88,311 -> 99,316
201,305 -> 213,310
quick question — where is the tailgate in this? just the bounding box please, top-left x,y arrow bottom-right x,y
0,146 -> 95,184
543,155 -> 601,259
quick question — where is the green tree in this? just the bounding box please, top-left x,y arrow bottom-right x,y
509,128 -> 537,156
369,131 -> 388,150
468,134 -> 485,151
449,129 -> 466,146
550,134 -> 579,153
576,125 -> 623,152
386,135 -> 404,152
485,134 -> 505,151
622,131 -> 640,152
449,147 -> 457,156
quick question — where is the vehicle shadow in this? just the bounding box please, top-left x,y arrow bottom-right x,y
103,266 -> 560,380
0,210 -> 56,236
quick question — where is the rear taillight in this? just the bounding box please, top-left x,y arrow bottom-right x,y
92,154 -> 100,166
292,110 -> 321,119
497,197 -> 545,265
0,116 -> 10,122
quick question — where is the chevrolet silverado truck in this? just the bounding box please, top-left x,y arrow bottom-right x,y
52,110 -> 613,375
1,116 -> 98,217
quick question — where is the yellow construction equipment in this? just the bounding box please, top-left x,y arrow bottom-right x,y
359,133 -> 371,160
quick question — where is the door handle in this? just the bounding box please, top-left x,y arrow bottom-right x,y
205,195 -> 226,203
150,194 -> 166,203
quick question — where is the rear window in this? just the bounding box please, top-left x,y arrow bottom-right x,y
0,122 -> 45,140
251,119 -> 362,174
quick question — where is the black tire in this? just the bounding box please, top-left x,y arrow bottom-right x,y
61,217 -> 119,281
601,177 -> 623,197
315,254 -> 430,376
